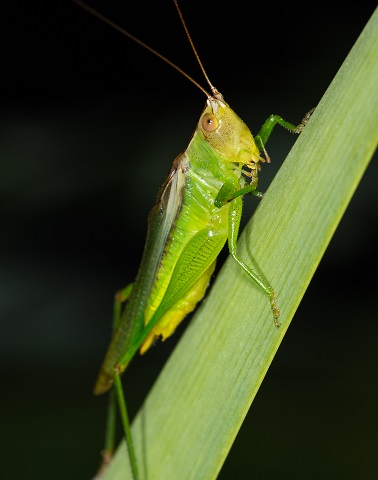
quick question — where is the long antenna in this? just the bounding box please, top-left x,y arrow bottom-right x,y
72,0 -> 212,98
172,0 -> 219,98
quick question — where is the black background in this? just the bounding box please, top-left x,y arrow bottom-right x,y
1,2 -> 378,479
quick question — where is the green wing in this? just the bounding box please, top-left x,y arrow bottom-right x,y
94,153 -> 190,394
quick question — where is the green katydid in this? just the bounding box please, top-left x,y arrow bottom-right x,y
74,1 -> 312,478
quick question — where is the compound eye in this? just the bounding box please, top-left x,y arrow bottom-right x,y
201,113 -> 219,132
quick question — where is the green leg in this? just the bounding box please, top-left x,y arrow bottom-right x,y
216,109 -> 314,208
112,284 -> 140,479
255,109 -> 314,154
102,388 -> 117,468
214,181 -> 262,208
114,375 -> 140,480
96,283 -> 135,477
228,198 -> 280,326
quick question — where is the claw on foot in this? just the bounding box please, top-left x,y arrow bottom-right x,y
270,293 -> 281,327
